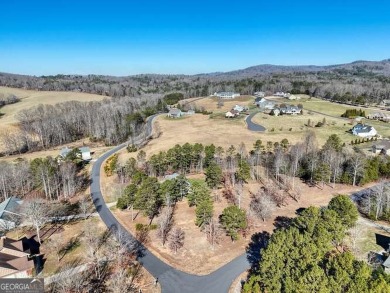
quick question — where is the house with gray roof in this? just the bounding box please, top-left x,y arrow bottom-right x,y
351,124 -> 378,138
167,108 -> 183,118
0,197 -> 23,231
255,97 -> 275,110
213,92 -> 240,99
59,146 -> 91,161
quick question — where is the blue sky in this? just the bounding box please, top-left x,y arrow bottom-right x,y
1,0 -> 390,76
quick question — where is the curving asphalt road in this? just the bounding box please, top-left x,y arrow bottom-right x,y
245,112 -> 266,132
90,114 -> 250,293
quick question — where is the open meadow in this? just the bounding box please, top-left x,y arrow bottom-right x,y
0,86 -> 106,127
268,96 -> 390,139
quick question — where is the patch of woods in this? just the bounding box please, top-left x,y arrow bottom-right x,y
111,133 -> 390,251
356,181 -> 390,222
0,149 -> 89,203
341,108 -> 367,118
242,195 -> 390,292
47,224 -> 151,292
0,93 -> 20,115
0,95 -> 159,155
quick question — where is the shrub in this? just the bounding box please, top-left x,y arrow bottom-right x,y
104,154 -> 118,176
127,144 -> 137,152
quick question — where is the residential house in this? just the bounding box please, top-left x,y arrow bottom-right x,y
380,100 -> 390,107
0,236 -> 35,278
372,141 -> 390,156
383,256 -> 390,274
287,94 -> 300,100
79,147 -> 91,161
60,146 -> 91,161
274,92 -> 291,98
367,112 -> 390,123
213,92 -> 240,99
164,173 -> 180,181
60,146 -> 71,158
225,109 -> 240,118
254,91 -> 265,98
271,108 -> 281,116
351,124 -> 378,137
255,98 -> 275,110
279,105 -> 302,115
167,108 -> 183,118
233,105 -> 245,112
0,197 -> 23,231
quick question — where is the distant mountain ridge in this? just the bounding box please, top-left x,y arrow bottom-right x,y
200,59 -> 390,77
1,59 -> 390,78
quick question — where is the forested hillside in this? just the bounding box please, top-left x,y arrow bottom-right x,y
1,59 -> 390,103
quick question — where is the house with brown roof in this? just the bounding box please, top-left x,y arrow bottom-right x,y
0,236 -> 35,278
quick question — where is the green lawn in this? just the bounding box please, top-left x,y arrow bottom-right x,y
268,97 -> 390,140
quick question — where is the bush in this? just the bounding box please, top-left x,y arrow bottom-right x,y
116,197 -> 128,210
104,154 -> 118,176
126,144 -> 137,152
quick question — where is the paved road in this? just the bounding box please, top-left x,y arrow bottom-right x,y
90,114 -> 250,293
245,112 -> 266,132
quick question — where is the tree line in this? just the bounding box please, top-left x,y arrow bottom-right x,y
114,135 -> 390,192
0,95 -> 160,155
1,64 -> 390,105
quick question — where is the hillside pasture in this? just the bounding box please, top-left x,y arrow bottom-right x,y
179,95 -> 254,113
0,86 -> 107,126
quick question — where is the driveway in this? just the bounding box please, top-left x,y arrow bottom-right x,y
90,114 -> 250,293
245,112 -> 266,132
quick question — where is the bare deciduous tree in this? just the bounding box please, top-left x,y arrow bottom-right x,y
168,227 -> 185,254
203,218 -> 222,249
157,206 -> 174,246
250,191 -> 276,222
23,199 -> 48,244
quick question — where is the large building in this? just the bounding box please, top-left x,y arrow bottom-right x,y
0,237 -> 35,278
351,124 -> 378,137
213,92 -> 240,99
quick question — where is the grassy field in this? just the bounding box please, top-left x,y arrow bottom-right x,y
251,110 -> 354,145
0,86 -> 106,127
180,95 -> 254,113
267,96 -> 390,139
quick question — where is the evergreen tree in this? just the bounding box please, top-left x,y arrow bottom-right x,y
220,206 -> 247,241
236,160 -> 251,182
328,194 -> 359,228
134,177 -> 162,219
205,162 -> 223,188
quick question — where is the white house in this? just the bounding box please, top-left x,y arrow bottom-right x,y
167,108 -> 183,118
254,91 -> 265,98
79,147 -> 91,161
255,97 -> 275,109
0,197 -> 23,231
60,146 -> 91,161
213,92 -> 240,99
287,94 -> 300,100
233,105 -> 245,112
351,124 -> 377,137
274,92 -> 291,98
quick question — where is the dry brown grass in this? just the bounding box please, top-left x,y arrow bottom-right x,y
180,95 -> 254,113
113,177 -> 370,275
0,86 -> 106,126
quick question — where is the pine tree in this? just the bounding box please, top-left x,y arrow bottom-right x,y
220,206 -> 247,241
